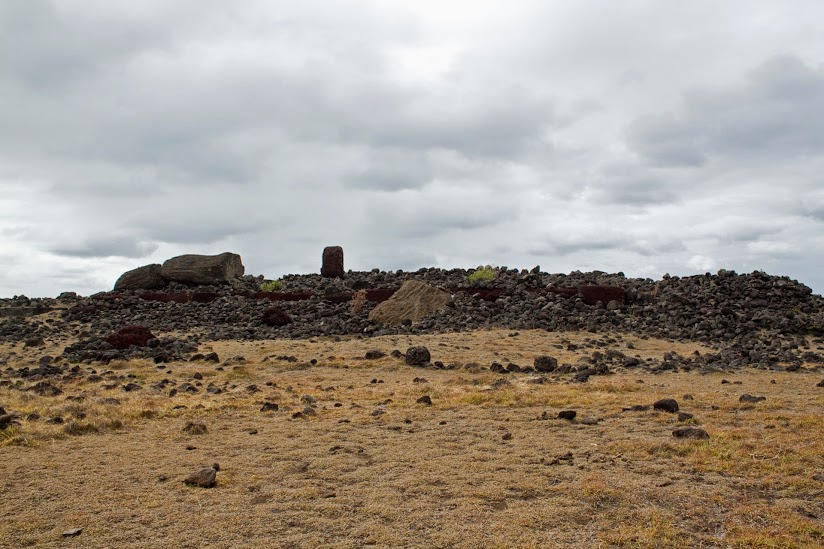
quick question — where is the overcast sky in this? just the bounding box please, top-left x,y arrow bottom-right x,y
2,1 -> 824,297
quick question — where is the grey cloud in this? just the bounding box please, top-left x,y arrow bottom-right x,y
50,236 -> 159,259
0,1 -> 170,89
344,148 -> 434,191
527,236 -> 627,257
590,177 -> 680,206
362,186 -> 518,239
628,55 -> 824,167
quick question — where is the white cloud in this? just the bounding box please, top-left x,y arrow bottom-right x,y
1,1 -> 824,296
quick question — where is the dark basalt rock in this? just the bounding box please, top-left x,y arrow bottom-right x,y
321,246 -> 345,278
534,356 -> 558,372
106,326 -> 156,349
739,394 -> 767,403
3,266 -> 823,376
672,427 -> 710,439
184,463 -> 220,488
114,264 -> 164,291
653,398 -> 679,413
162,253 -> 244,286
262,307 -> 292,327
140,292 -> 190,304
578,285 -> 627,306
405,346 -> 431,366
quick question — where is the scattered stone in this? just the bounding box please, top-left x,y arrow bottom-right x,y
558,410 -> 577,420
106,326 -> 156,350
502,432 -> 512,441
364,349 -> 386,360
677,412 -> 694,422
653,398 -> 679,413
262,306 -> 292,327
416,395 -> 433,406
672,427 -> 710,440
544,452 -> 574,466
24,337 -> 45,348
302,406 -> 316,416
405,346 -> 431,366
623,405 -> 650,412
816,379 -> 824,387
260,402 -> 279,412
534,356 -> 558,372
27,381 -> 62,397
184,463 -> 220,488
62,528 -> 83,538
739,394 -> 767,403
182,422 -> 208,435
0,414 -> 18,429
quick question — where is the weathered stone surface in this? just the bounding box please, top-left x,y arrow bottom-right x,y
672,427 -> 710,439
405,346 -> 431,366
161,253 -> 244,286
114,264 -> 164,291
534,355 -> 558,372
369,280 -> 451,326
184,463 -> 220,488
578,286 -> 627,306
653,398 -> 679,413
321,246 -> 345,278
261,307 -> 292,327
105,326 -> 156,350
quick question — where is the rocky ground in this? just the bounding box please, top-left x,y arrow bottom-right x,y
1,268 -> 823,547
1,267 -> 823,376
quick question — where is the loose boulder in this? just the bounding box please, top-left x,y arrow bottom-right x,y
161,253 -> 244,286
369,280 -> 451,326
321,246 -> 345,278
405,346 -> 431,366
534,355 -> 558,372
114,264 -> 164,291
653,398 -> 679,413
672,427 -> 710,440
105,326 -> 156,349
261,307 -> 292,327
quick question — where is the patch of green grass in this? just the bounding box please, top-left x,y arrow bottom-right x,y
468,266 -> 496,284
260,280 -> 283,292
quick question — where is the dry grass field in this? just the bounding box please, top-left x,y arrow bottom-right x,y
1,329 -> 823,548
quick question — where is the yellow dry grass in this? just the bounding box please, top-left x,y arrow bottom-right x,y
1,329 -> 822,548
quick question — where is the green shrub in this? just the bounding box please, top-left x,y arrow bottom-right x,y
468,266 -> 496,284
259,280 -> 283,292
